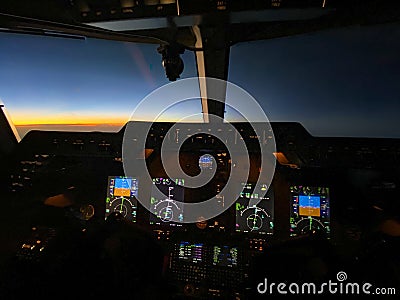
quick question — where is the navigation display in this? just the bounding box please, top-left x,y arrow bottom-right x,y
235,183 -> 274,235
149,177 -> 185,226
105,176 -> 138,222
290,186 -> 330,238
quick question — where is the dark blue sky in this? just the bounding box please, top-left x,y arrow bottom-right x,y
1,22 -> 399,138
228,23 -> 400,137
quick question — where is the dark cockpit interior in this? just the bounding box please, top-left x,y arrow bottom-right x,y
1,1 -> 400,299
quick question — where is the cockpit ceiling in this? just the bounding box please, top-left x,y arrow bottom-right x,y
0,1 -> 399,48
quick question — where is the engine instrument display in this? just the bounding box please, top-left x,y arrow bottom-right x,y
235,183 -> 274,235
289,186 -> 330,238
178,241 -> 204,263
150,177 -> 185,226
213,245 -> 238,267
105,176 -> 138,222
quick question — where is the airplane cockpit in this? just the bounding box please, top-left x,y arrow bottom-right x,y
1,1 -> 400,299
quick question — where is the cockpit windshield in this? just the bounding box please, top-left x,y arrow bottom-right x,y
227,23 -> 400,138
0,32 -> 200,138
2,22 -> 400,139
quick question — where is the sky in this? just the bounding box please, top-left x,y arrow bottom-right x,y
0,33 -> 200,137
1,22 -> 399,138
227,23 -> 400,138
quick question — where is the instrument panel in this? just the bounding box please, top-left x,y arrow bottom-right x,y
289,185 -> 331,238
150,177 -> 185,226
235,183 -> 274,235
103,175 -> 330,239
4,122 -> 398,299
105,176 -> 139,223
101,173 -> 332,299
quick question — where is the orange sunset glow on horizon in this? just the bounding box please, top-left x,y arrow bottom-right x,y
11,114 -> 128,126
8,112 -> 129,138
